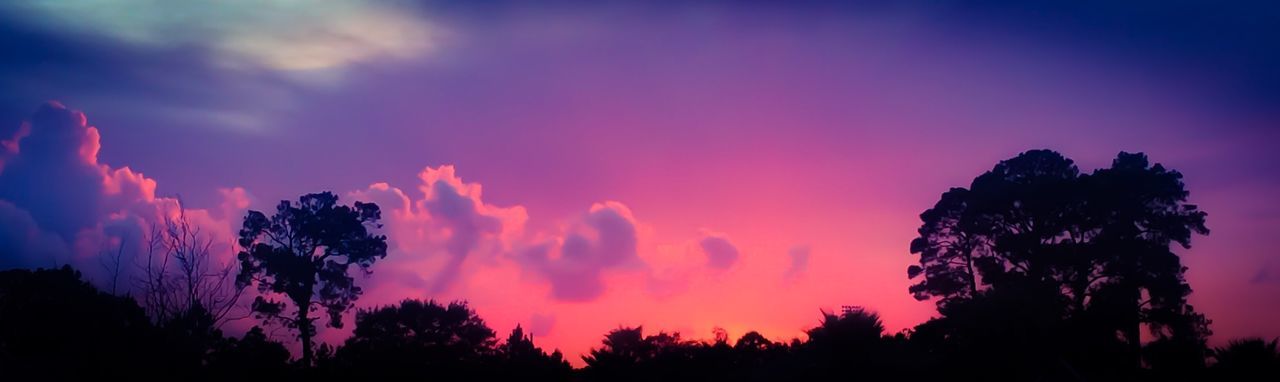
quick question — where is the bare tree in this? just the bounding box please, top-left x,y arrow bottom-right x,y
135,201 -> 245,327
99,239 -> 126,295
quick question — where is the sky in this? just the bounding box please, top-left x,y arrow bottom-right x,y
1,0 -> 1278,364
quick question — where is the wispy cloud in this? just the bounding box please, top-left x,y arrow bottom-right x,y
10,0 -> 437,73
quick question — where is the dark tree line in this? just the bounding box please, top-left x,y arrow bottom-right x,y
1,150 -> 1277,381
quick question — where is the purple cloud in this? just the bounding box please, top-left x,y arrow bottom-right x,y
698,234 -> 740,270
784,245 -> 810,281
520,201 -> 641,302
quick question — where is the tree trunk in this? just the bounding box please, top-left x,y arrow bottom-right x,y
1127,319 -> 1142,371
962,240 -> 978,297
1125,285 -> 1143,371
297,299 -> 314,367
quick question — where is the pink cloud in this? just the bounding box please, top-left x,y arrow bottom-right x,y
784,245 -> 810,281
0,102 -> 246,290
698,232 -> 740,270
517,201 -> 642,302
348,165 -> 528,296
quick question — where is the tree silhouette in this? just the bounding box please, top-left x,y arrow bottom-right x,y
2,261 -> 1278,380
1082,152 -> 1211,367
801,307 -> 901,379
908,187 -> 983,305
494,324 -> 574,381
327,299 -> 573,381
805,307 -> 885,349
733,331 -> 776,353
0,266 -> 168,379
907,150 -> 1212,373
137,204 -> 244,327
909,150 -> 1082,305
1210,338 -> 1280,379
582,326 -> 700,381
584,326 -> 651,375
911,282 -> 1076,380
206,326 -> 292,380
235,192 -> 388,366
334,299 -> 496,377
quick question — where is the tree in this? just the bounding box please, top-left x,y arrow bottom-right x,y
584,326 -> 651,374
332,299 -> 500,379
206,326 -> 292,380
1210,338 -> 1280,379
906,150 -> 1211,374
733,331 -> 776,353
805,307 -> 886,349
0,267 -> 169,379
494,325 -> 573,381
802,307 -> 897,378
1082,152 -> 1211,366
908,187 -> 983,305
236,192 -> 388,366
582,326 -> 707,381
132,203 -> 245,369
909,150 -> 1082,306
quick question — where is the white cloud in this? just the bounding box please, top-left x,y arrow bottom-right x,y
12,0 -> 437,72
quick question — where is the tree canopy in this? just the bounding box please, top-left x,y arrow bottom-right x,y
908,149 -> 1212,375
236,192 -> 388,366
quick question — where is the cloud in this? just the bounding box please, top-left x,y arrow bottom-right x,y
0,119 -> 24,171
0,102 -> 244,285
217,187 -> 252,220
0,102 -> 109,239
784,245 -> 810,281
348,165 -> 760,306
349,167 -> 757,307
349,166 -> 527,295
0,200 -> 69,269
698,233 -> 740,270
1252,262 -> 1280,285
518,201 -> 642,302
528,313 -> 557,337
7,1 -> 436,73
0,1 -> 439,137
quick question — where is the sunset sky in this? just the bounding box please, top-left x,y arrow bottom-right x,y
1,1 -> 1277,364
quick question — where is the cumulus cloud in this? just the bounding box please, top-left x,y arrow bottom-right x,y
7,1 -> 437,73
0,200 -> 69,269
216,187 -> 252,220
518,201 -> 642,302
697,233 -> 740,270
349,166 -> 527,295
0,102 -> 244,286
349,168 -> 752,306
0,103 -> 109,238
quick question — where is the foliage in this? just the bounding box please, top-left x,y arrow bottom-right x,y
907,150 -> 1212,373
235,191 -> 388,366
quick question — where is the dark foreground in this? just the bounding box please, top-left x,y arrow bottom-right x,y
0,266 -> 1276,381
